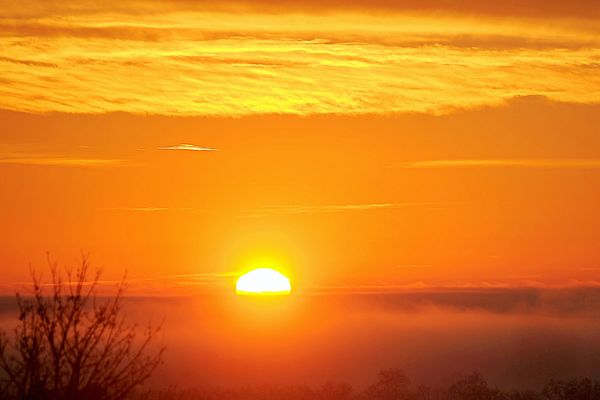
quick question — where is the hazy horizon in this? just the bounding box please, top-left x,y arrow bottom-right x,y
2,286 -> 600,390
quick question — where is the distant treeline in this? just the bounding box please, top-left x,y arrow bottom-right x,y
138,369 -> 600,400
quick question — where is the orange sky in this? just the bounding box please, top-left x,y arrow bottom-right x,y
1,0 -> 600,294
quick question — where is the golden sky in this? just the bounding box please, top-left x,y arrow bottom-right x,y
1,0 -> 599,293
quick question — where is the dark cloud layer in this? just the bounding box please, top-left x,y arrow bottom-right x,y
2,287 -> 600,316
316,287 -> 600,316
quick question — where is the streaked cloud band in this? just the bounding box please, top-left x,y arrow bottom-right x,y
0,3 -> 598,116
398,159 -> 600,169
158,144 -> 218,152
0,157 -> 125,167
242,203 -> 426,217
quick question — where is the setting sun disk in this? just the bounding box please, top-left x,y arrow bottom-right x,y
235,268 -> 292,296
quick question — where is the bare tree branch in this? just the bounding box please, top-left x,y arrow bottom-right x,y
0,256 -> 165,400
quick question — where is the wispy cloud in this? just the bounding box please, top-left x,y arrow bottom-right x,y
167,272 -> 237,287
103,207 -> 204,213
158,144 -> 218,152
0,271 -> 235,295
125,207 -> 193,212
0,144 -> 128,167
396,159 -> 600,169
151,272 -> 236,290
242,202 -> 426,217
107,203 -> 425,218
310,280 -> 600,295
0,156 -> 126,167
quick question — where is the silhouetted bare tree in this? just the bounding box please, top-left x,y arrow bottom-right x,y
0,257 -> 164,400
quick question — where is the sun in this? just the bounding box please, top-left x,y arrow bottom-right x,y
235,268 -> 292,296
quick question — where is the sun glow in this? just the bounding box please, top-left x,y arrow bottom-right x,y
235,268 -> 292,296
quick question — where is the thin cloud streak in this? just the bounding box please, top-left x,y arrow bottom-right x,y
167,272 -> 236,279
0,272 -> 235,294
310,280 -> 600,294
0,157 -> 126,167
241,202 -> 427,218
0,278 -> 153,289
103,207 -> 205,213
397,159 -> 600,169
158,144 -> 218,152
